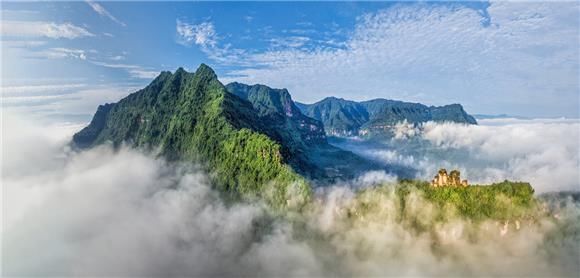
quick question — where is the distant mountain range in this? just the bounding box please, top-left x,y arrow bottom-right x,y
73,65 -> 391,207
71,64 -> 537,218
296,97 -> 477,136
73,64 -> 479,207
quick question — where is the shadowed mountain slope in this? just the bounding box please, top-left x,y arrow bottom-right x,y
73,65 -> 399,207
298,97 -> 477,136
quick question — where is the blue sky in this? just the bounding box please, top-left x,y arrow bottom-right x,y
1,1 -> 579,121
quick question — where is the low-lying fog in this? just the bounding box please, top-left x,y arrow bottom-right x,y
331,118 -> 580,193
2,113 -> 579,277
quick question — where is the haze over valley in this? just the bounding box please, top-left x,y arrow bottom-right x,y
2,1 -> 579,277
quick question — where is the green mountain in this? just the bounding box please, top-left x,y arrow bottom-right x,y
296,97 -> 369,137
297,97 -> 477,136
72,64 -> 537,222
73,65 -> 387,207
223,82 -> 395,181
225,82 -> 326,148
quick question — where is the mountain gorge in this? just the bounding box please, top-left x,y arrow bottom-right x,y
73,64 -> 388,207
297,96 -> 477,136
67,64 -> 568,260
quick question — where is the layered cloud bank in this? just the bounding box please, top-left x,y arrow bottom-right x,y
2,114 -> 579,276
334,118 -> 580,193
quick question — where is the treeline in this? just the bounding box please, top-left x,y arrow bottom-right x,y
395,180 -> 537,221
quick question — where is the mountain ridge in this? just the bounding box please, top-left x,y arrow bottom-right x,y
73,64 -> 395,208
224,81 -> 397,181
73,64 -> 313,208
297,97 -> 477,136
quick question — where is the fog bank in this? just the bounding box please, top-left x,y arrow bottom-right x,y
2,114 -> 579,277
333,118 -> 580,193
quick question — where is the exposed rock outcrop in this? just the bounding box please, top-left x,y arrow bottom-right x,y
431,168 -> 468,187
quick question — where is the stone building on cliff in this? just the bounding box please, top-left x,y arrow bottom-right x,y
431,168 -> 468,187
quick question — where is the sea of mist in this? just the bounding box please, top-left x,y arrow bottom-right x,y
2,113 -> 579,277
330,118 -> 580,193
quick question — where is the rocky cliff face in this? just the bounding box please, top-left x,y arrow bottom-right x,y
73,65 -> 316,207
72,103 -> 115,148
224,82 -> 392,181
297,97 -> 477,136
297,97 -> 369,137
73,65 -> 389,205
225,82 -> 326,147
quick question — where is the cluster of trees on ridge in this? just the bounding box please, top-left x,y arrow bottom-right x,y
73,64 -> 539,220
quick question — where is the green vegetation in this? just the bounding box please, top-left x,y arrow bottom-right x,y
348,179 -> 538,224
74,64 -> 536,221
225,81 -> 387,181
224,82 -> 327,160
297,97 -> 477,136
297,97 -> 369,135
394,180 -> 537,221
73,64 -> 310,209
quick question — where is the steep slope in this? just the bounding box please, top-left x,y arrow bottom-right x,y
225,82 -> 301,117
225,82 -> 326,149
225,82 -> 394,182
298,97 -> 477,136
74,65 -> 398,207
73,64 -> 310,208
430,104 -> 478,124
296,97 -> 369,136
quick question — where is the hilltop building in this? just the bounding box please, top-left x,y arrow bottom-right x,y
431,168 -> 468,187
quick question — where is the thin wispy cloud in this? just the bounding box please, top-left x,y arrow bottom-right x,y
1,83 -> 87,97
2,40 -> 47,48
2,84 -> 140,120
12,47 -> 99,62
268,36 -> 311,49
0,20 -> 94,39
109,55 -> 125,61
85,1 -> 126,27
213,2 -> 579,117
91,61 -> 159,79
2,2 -> 577,118
128,68 -> 159,79
176,19 -> 217,47
36,47 -> 90,60
175,19 -> 256,67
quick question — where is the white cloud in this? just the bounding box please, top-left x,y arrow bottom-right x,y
3,41 -> 97,61
1,84 -> 140,123
1,40 -> 47,48
1,20 -> 94,39
268,36 -> 311,48
176,19 -> 217,47
109,55 -> 125,61
175,19 -> 252,67
36,47 -> 89,60
91,61 -> 159,79
214,2 -> 578,118
419,119 -> 580,192
1,83 -> 87,96
128,68 -> 159,79
2,113 -> 579,276
85,0 -> 126,27
335,119 -> 580,193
